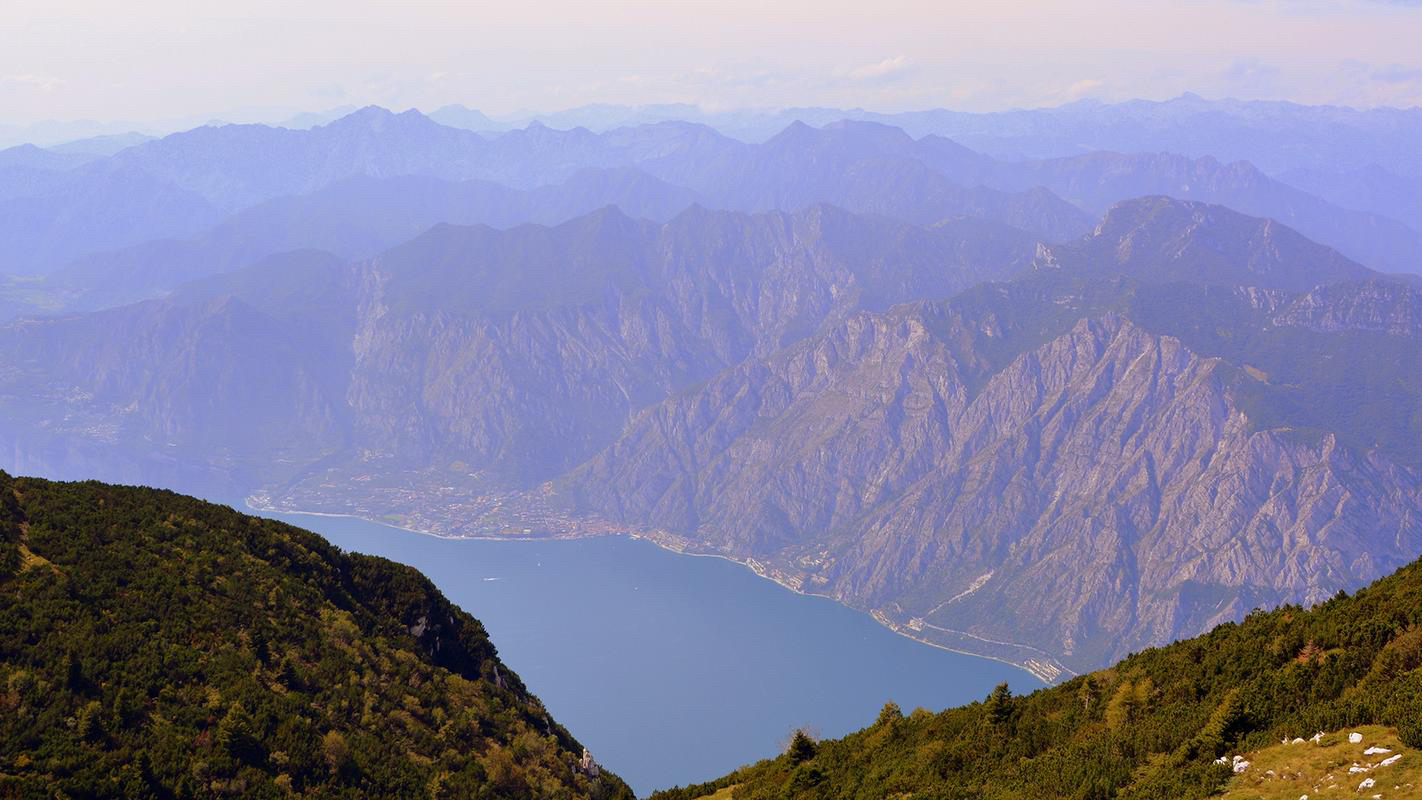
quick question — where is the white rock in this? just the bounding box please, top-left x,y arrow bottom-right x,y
1311,731 -> 1324,744
1350,732 -> 1364,744
1233,759 -> 1250,774
1293,737 -> 1306,744
1214,755 -> 1230,766
1379,754 -> 1402,767
1364,746 -> 1392,755
1359,776 -> 1375,789
1349,764 -> 1370,773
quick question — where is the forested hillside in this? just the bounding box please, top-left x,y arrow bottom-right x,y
0,473 -> 631,799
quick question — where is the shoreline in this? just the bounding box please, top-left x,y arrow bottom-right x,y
250,499 -> 1069,685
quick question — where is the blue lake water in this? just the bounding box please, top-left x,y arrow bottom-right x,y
263,510 -> 1036,795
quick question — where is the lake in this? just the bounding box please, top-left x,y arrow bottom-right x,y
263,510 -> 1036,795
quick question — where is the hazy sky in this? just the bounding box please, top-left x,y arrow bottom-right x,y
4,0 -> 1422,125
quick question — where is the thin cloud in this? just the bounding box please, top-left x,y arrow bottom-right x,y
1372,64 -> 1422,82
848,56 -> 910,81
0,74 -> 65,92
1063,78 -> 1104,99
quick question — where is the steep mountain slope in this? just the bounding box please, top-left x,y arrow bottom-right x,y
547,201 -> 1421,674
0,473 -> 631,798
551,276 -> 1422,673
0,205 -> 1037,497
1034,196 -> 1375,290
650,547 -> 1422,800
301,205 -> 1036,488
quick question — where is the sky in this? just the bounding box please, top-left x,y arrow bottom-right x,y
3,0 -> 1422,127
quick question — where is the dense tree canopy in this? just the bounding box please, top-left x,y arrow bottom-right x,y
0,473 -> 632,799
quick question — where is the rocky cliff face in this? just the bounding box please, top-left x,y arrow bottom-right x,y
1272,279 -> 1422,335
341,205 -> 1036,486
554,292 -> 1422,672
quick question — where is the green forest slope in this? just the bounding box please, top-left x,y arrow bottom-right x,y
0,473 -> 632,799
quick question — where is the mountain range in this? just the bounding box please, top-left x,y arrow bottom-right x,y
4,105 -> 1419,303
4,97 -> 1422,683
4,190 -> 1422,678
0,203 -> 1037,493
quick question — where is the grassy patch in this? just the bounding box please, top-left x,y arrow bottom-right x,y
15,543 -> 55,573
1221,725 -> 1418,799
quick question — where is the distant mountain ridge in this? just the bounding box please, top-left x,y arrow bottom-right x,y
0,107 -> 1090,280
418,95 -> 1422,177
5,104 -> 1418,287
41,168 -> 701,311
969,150 -> 1422,275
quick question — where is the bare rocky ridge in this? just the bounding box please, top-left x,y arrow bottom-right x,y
1272,279 -> 1422,336
552,298 -> 1422,676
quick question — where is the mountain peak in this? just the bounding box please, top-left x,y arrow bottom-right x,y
1043,196 -> 1376,291
426,103 -> 499,130
1093,195 -> 1209,237
321,105 -> 435,133
765,119 -> 817,145
567,203 -> 637,229
332,104 -> 397,122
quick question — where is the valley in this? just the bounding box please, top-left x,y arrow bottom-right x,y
258,509 -> 1034,794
